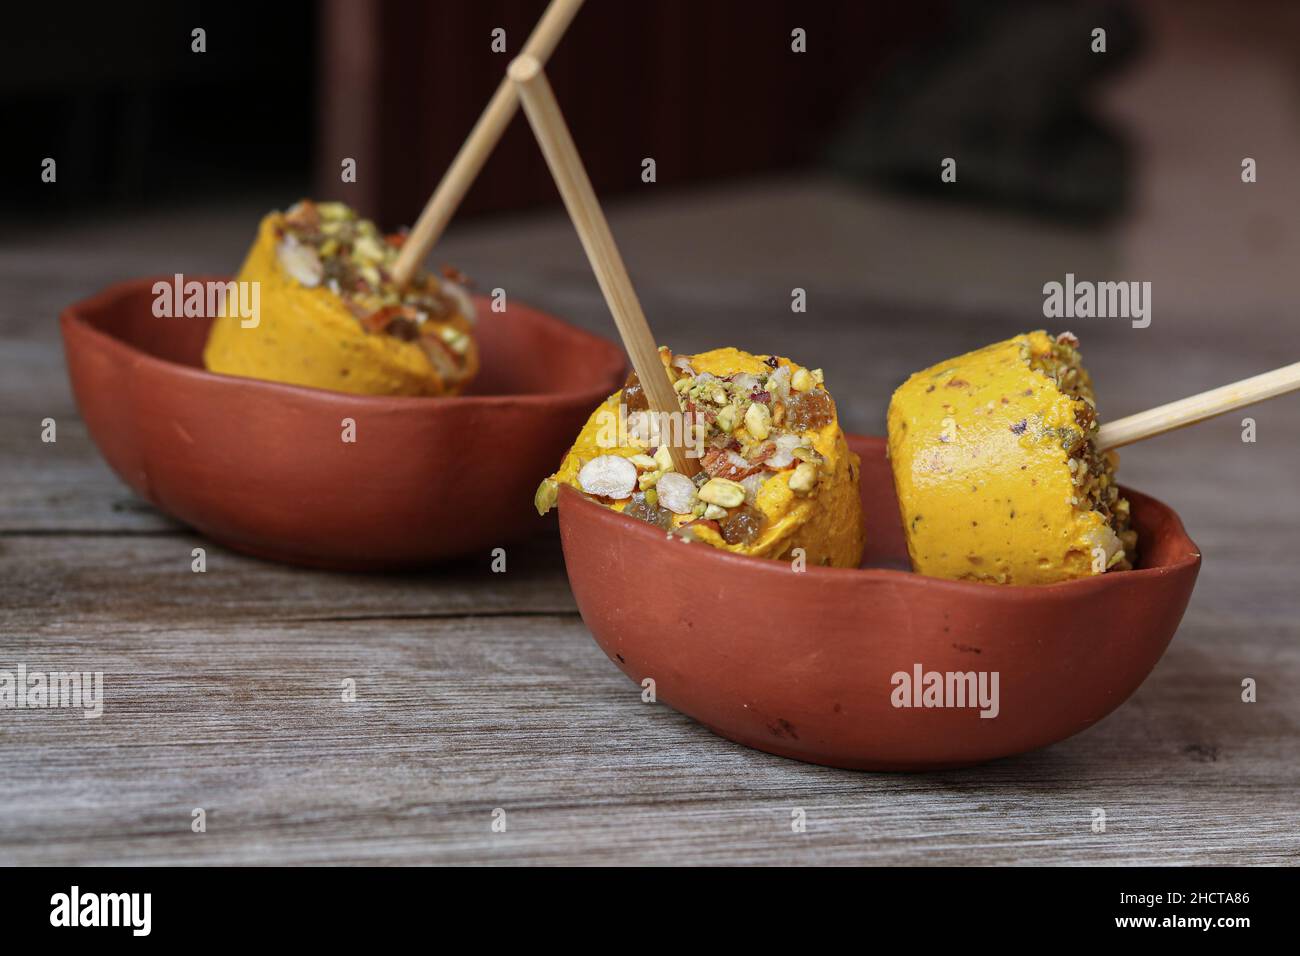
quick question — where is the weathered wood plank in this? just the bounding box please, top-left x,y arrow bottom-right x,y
0,615 -> 1294,865
0,533 -> 576,624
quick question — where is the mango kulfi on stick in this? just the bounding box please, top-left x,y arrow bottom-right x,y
204,200 -> 478,396
537,347 -> 865,569
888,331 -> 1135,586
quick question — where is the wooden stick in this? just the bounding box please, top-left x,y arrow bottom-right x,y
508,55 -> 699,475
390,0 -> 585,287
1097,361 -> 1300,451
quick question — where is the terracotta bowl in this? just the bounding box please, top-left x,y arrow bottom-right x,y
62,277 -> 625,568
559,435 -> 1201,770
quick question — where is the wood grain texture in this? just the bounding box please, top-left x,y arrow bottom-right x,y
1,181 -> 1297,865
0,612 -> 1294,865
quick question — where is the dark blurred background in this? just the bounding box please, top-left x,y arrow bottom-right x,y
4,0 -> 1146,229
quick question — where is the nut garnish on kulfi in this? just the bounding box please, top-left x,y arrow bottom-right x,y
203,200 -> 478,396
538,347 -> 864,569
887,331 -> 1136,585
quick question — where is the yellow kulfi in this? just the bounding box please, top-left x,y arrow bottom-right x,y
203,200 -> 478,396
887,331 -> 1136,586
537,347 -> 865,569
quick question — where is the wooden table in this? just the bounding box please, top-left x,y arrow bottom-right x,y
2,180 -> 1297,865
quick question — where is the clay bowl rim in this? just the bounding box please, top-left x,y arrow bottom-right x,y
557,434 -> 1202,599
59,275 -> 626,411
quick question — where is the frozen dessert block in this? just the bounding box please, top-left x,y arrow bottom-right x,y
204,200 -> 478,396
538,347 -> 864,568
887,331 -> 1135,585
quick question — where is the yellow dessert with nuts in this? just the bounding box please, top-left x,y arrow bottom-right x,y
203,200 -> 478,396
887,330 -> 1136,586
537,347 -> 864,568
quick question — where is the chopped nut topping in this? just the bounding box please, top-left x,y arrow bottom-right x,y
600,356 -> 839,537
578,455 -> 638,499
655,472 -> 698,514
698,477 -> 746,508
534,477 -> 559,516
274,199 -> 475,382
744,401 -> 772,440
788,461 -> 818,494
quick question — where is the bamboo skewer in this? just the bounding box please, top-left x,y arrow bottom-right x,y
1097,361 -> 1300,451
390,0 -> 585,287
508,55 -> 699,476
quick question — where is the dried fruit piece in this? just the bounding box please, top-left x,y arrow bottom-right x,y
362,305 -> 423,340
621,372 -> 650,412
624,492 -> 672,530
578,455 -> 637,499
785,389 -> 834,432
720,504 -> 765,545
386,316 -> 420,341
